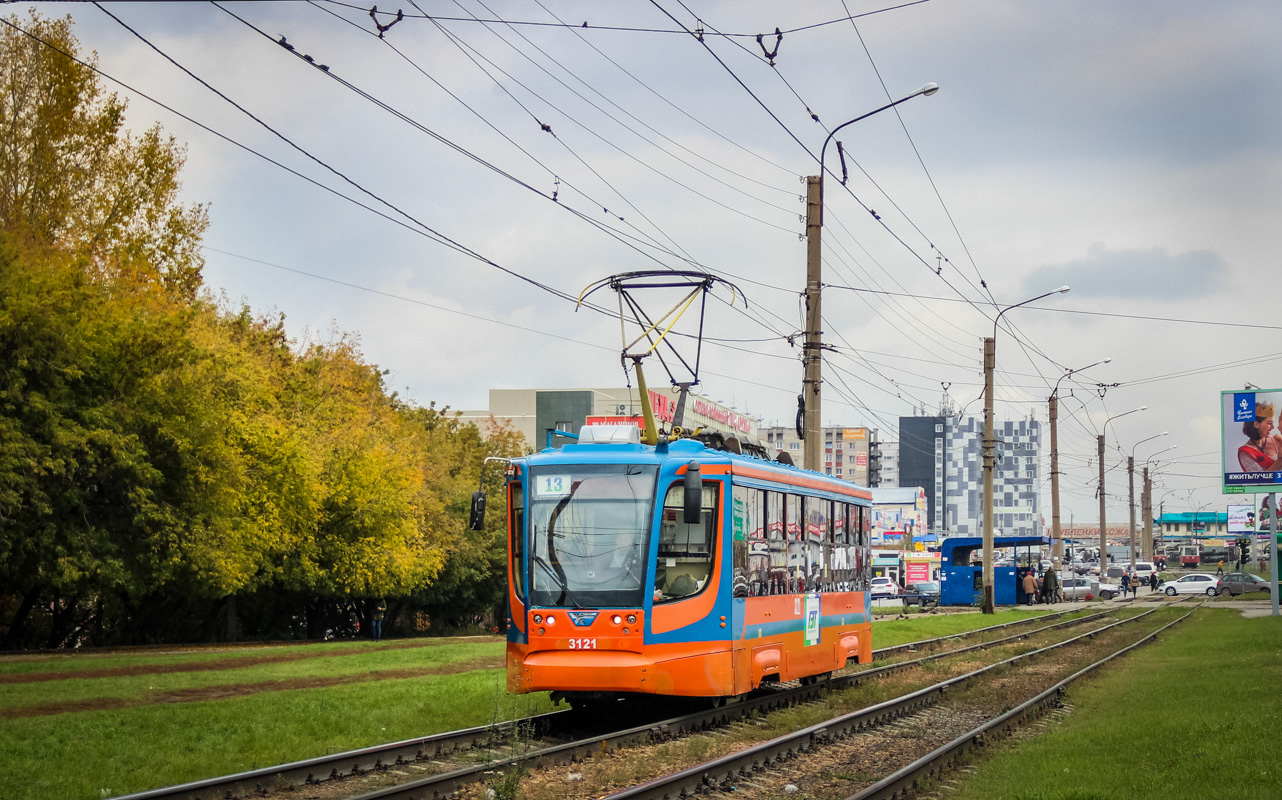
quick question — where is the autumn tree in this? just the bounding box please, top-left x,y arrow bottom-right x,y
0,12 -> 207,298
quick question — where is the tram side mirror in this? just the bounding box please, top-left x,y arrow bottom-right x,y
468,490 -> 487,531
683,462 -> 702,524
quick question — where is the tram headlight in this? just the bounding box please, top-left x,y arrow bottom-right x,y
545,614 -> 556,626
611,615 -> 622,625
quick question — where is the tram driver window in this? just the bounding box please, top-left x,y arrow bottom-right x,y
655,483 -> 719,603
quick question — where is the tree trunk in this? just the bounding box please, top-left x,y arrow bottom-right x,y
1,587 -> 41,650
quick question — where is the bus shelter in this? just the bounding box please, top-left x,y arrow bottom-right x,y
938,535 -> 1052,606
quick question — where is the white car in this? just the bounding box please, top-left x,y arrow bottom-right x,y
1163,572 -> 1224,597
870,577 -> 900,598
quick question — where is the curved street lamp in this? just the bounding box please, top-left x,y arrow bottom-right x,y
1142,444 -> 1178,555
1097,406 -> 1146,570
802,83 -> 938,472
1049,357 -> 1110,564
1126,431 -> 1168,565
981,287 -> 1071,613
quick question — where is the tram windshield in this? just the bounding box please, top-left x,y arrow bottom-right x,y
528,464 -> 658,608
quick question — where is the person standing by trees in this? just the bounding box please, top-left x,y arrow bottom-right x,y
371,599 -> 387,641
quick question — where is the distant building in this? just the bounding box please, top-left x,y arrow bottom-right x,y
460,387 -> 759,451
944,416 -> 1041,538
870,486 -> 928,548
758,425 -> 881,486
878,441 -> 899,487
898,415 -> 947,531
898,411 -> 1041,539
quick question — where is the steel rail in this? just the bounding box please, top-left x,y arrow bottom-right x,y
338,609 -> 1123,799
109,605 -> 1132,800
846,604 -> 1198,800
599,605 -> 1173,800
108,710 -> 571,800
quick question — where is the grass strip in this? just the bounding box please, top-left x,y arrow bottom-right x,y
948,609 -> 1282,800
872,607 -> 1096,649
0,640 -> 504,711
0,667 -> 554,800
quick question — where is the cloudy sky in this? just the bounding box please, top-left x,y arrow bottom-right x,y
27,0 -> 1280,524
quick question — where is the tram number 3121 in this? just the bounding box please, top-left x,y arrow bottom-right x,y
566,638 -> 597,650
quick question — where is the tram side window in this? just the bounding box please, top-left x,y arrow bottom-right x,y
820,500 -> 835,591
656,483 -> 719,603
831,502 -> 848,591
732,486 -> 760,598
797,496 -> 826,592
509,482 -> 525,598
766,491 -> 786,595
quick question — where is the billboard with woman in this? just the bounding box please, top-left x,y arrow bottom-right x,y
1222,389 -> 1282,491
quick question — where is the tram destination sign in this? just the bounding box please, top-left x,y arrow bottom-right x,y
1220,387 -> 1282,493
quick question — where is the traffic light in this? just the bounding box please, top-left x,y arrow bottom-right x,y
1240,537 -> 1251,563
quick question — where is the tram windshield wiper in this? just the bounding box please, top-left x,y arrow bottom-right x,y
532,553 -> 585,609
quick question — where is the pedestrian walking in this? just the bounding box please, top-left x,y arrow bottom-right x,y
1043,566 -> 1060,604
1022,570 -> 1037,606
1120,572 -> 1131,598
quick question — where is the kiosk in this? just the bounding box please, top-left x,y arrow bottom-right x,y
939,535 -> 1052,606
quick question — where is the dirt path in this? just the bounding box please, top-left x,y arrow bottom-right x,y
1,656 -> 504,719
0,636 -> 505,684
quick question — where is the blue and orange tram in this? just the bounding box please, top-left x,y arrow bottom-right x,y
472,423 -> 874,705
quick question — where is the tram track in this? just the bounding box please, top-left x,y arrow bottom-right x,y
109,605 -> 1171,800
592,604 -> 1196,800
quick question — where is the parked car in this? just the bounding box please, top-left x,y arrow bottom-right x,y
903,581 -> 941,607
1059,576 -> 1095,600
1220,572 -> 1270,596
1129,561 -> 1159,583
1096,580 -> 1127,600
1163,572 -> 1224,597
870,576 -> 900,598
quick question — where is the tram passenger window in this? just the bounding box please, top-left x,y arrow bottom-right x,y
655,483 -> 719,603
798,497 -> 826,593
510,482 -> 525,598
821,500 -> 835,592
731,486 -> 758,598
831,503 -> 848,591
766,491 -> 786,595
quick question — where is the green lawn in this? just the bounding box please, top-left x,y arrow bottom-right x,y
0,639 -> 552,800
0,639 -> 503,711
950,608 -> 1282,800
872,607 -> 1095,649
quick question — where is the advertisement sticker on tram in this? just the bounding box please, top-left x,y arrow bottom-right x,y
1220,388 -> 1282,492
804,594 -> 820,646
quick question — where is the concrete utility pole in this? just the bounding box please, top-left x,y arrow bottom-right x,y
1142,467 -> 1152,560
1049,358 -> 1110,567
1050,393 -> 1061,563
1098,435 -> 1107,572
1097,407 -> 1146,573
982,336 -> 996,613
982,287 -> 1071,614
801,84 -> 938,473
1128,456 -> 1136,567
802,176 -> 823,473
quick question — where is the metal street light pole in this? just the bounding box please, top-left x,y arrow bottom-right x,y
1097,406 -> 1146,574
803,83 -> 938,472
1050,358 -> 1110,565
982,286 -> 1071,613
1128,432 -> 1168,567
